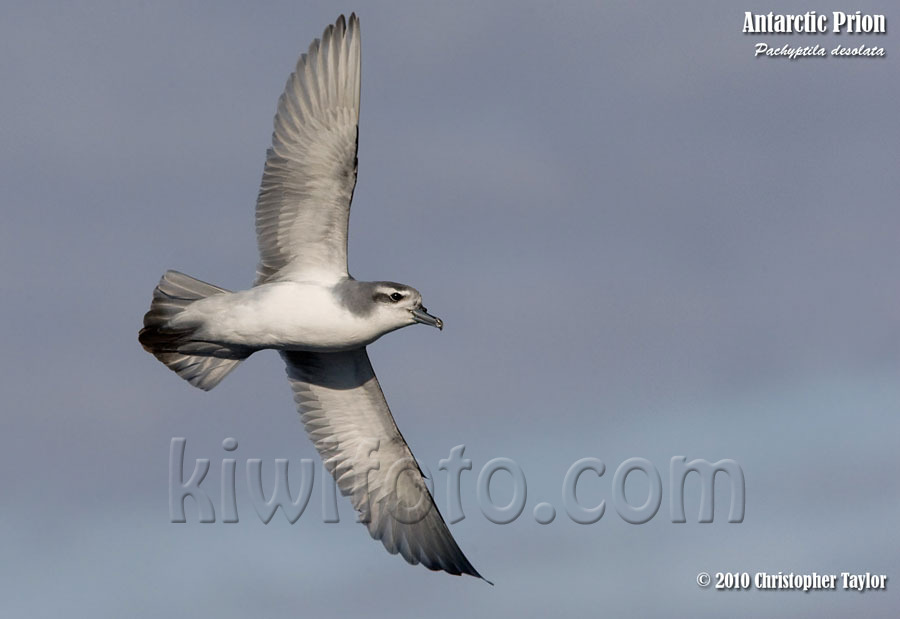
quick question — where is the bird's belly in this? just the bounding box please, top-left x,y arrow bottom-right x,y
268,315 -> 379,351
192,283 -> 380,352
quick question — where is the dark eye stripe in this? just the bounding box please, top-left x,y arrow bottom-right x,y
372,291 -> 405,304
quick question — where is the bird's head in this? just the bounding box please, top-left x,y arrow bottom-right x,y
370,282 -> 443,331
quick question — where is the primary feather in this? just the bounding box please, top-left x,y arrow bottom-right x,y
255,14 -> 361,284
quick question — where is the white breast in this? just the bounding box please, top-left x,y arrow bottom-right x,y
183,282 -> 383,351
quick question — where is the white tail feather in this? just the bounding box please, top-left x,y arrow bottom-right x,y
139,271 -> 248,391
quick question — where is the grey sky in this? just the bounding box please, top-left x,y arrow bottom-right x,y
2,1 -> 898,616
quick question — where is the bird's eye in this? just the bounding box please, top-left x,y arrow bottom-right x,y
390,292 -> 403,302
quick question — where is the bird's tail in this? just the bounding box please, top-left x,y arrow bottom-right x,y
139,270 -> 248,391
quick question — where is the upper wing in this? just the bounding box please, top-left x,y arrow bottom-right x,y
282,348 -> 487,581
255,14 -> 361,285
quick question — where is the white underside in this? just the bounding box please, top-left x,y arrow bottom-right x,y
169,281 -> 397,351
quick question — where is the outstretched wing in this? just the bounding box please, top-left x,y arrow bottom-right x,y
255,14 -> 361,285
282,348 -> 487,581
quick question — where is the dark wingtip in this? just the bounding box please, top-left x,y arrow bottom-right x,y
458,557 -> 492,585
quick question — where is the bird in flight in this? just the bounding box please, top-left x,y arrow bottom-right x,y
139,14 -> 487,582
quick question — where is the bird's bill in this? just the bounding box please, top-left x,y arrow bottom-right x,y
411,307 -> 443,330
